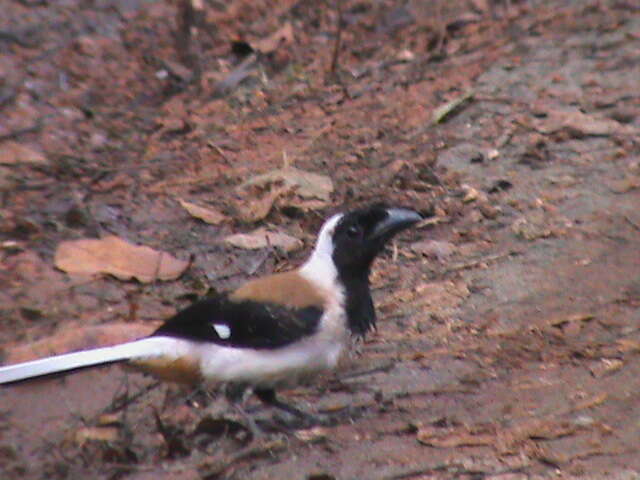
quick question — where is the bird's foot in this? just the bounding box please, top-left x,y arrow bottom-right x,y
270,409 -> 334,430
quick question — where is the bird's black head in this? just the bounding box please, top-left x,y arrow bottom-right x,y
330,204 -> 422,280
305,204 -> 422,336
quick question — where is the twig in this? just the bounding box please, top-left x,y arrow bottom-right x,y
153,409 -> 190,458
125,287 -> 140,323
104,381 -> 161,414
416,216 -> 451,228
432,90 -> 474,124
378,462 -> 528,480
175,0 -> 204,73
246,249 -> 270,276
377,461 -> 449,480
208,141 -> 232,164
201,439 -> 287,479
337,360 -> 396,380
443,250 -> 521,273
329,0 -> 343,75
624,215 -> 640,232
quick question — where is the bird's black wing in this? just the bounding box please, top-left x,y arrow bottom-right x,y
152,296 -> 323,350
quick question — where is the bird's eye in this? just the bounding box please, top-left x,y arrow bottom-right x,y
347,224 -> 362,238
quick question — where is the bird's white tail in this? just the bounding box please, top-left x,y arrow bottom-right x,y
0,337 -> 170,385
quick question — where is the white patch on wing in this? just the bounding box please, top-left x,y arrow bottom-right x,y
213,324 -> 231,339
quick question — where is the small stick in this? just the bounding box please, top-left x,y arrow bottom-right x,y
104,381 -> 161,414
624,215 -> 640,232
329,0 -> 343,75
443,250 -> 521,273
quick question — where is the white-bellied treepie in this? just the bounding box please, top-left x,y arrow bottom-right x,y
0,204 -> 422,426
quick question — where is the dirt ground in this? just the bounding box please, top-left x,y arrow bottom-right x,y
1,0 -> 639,478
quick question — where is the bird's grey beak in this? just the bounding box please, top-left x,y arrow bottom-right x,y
371,208 -> 422,240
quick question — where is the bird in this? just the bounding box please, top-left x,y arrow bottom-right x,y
0,204 -> 422,428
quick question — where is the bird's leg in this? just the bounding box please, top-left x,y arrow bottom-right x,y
253,387 -> 330,428
223,383 -> 262,439
224,382 -> 249,404
253,387 -> 306,417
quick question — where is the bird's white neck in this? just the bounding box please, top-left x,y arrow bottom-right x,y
298,213 -> 343,296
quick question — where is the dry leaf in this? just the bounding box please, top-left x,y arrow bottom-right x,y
233,185 -> 294,223
533,109 -> 638,137
97,414 -> 122,426
607,175 -> 640,194
546,313 -> 593,337
478,201 -> 500,219
461,184 -> 481,203
294,426 -> 329,443
616,338 -> 640,353
0,141 -> 47,165
253,22 -> 294,53
589,358 -> 624,378
513,418 -> 576,441
416,426 -> 493,448
468,0 -> 490,12
158,116 -> 186,132
54,235 -> 189,282
411,240 -> 456,261
418,418 -> 583,453
546,313 -> 594,327
223,227 -> 302,252
573,392 -> 608,411
240,167 -> 333,205
179,199 -> 226,225
493,418 -> 578,454
511,215 -> 552,241
75,426 -> 119,446
560,110 -> 637,136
